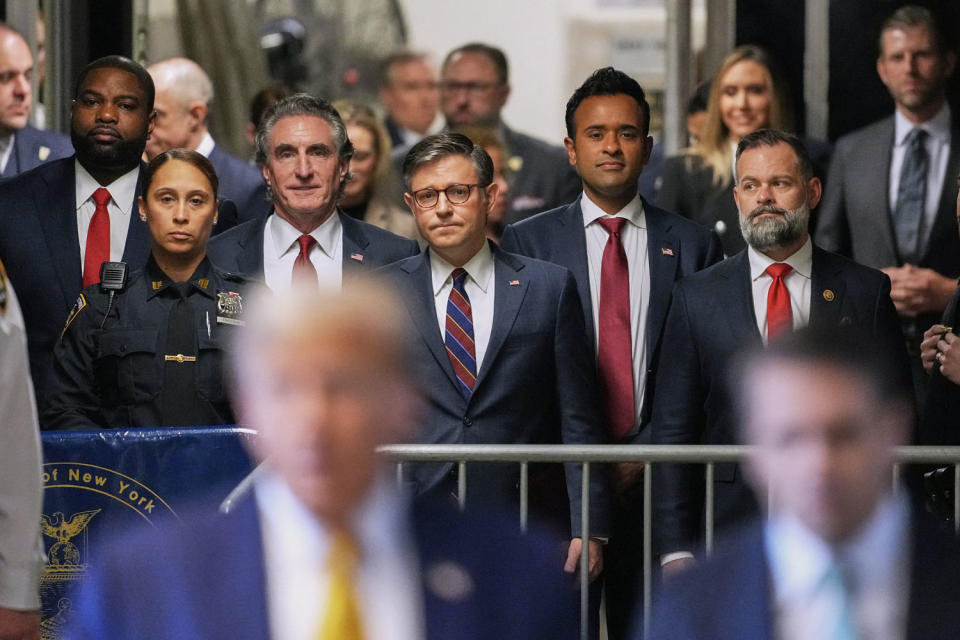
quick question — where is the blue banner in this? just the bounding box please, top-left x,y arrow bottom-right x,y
38,427 -> 256,638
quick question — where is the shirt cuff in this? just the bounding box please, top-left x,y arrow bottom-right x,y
660,551 -> 694,567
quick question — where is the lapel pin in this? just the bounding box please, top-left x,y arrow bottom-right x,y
426,561 -> 474,602
509,280 -> 520,286
661,247 -> 674,257
823,289 -> 835,302
39,146 -> 50,161
350,252 -> 364,262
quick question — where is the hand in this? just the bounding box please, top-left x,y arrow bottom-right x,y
922,324 -> 949,374
0,608 -> 40,640
936,331 -> 960,385
882,265 -> 957,317
661,556 -> 695,579
564,538 -> 604,583
614,461 -> 644,495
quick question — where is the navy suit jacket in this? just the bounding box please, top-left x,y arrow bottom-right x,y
647,515 -> 960,640
206,211 -> 420,278
207,143 -> 269,228
500,198 -> 723,436
500,125 -> 581,225
651,245 -> 910,555
0,157 -> 151,410
379,244 -> 610,537
0,124 -> 73,179
65,493 -> 579,640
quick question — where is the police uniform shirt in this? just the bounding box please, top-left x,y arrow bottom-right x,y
43,255 -> 248,430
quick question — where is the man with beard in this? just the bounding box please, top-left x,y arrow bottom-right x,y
815,5 -> 959,402
0,56 -> 155,415
651,129 -> 909,576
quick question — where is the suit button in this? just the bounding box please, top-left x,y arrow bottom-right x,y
463,416 -> 473,427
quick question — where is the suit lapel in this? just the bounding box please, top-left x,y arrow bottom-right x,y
7,132 -> 26,177
401,252 -> 461,391
809,247 -> 849,329
238,214 -> 269,276
340,212 -> 371,278
474,246 -> 528,392
872,119 -> 902,262
555,202 -> 595,348
644,205 -> 679,367
35,159 -> 83,298
723,251 -> 763,345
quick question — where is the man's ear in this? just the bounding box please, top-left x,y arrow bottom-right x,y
564,136 -> 577,167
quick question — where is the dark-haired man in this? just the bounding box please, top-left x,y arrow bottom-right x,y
440,43 -> 579,224
379,50 -> 439,150
207,93 -> 418,288
0,55 -> 155,413
652,129 -> 909,577
500,67 -> 721,638
380,132 -> 610,599
816,5 -> 960,401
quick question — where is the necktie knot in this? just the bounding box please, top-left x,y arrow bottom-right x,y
597,216 -> 627,237
92,187 -> 111,208
451,267 -> 468,287
327,531 -> 361,573
765,262 -> 793,280
171,281 -> 192,300
297,234 -> 317,255
906,127 -> 928,148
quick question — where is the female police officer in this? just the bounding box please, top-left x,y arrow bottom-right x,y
43,149 -> 251,429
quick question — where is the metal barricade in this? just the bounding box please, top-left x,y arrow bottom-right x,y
379,443 -> 960,640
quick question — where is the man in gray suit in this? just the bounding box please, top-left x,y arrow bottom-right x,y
439,43 -> 579,225
815,5 -> 959,395
0,259 -> 44,640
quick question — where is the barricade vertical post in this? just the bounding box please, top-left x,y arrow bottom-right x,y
580,462 -> 590,640
955,464 -> 960,535
458,461 -> 467,511
520,461 -> 529,532
643,462 -> 653,637
892,464 -> 901,494
395,462 -> 403,487
705,462 -> 714,556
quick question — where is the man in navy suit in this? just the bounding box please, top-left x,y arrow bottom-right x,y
0,23 -> 71,179
207,94 -> 418,287
500,67 -> 721,638
647,328 -> 960,640
380,132 -> 609,590
65,282 -> 578,640
652,129 -> 910,575
146,57 -> 268,228
0,56 -> 155,415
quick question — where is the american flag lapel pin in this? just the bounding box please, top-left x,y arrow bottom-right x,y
661,247 -> 675,257
509,280 -> 520,286
350,252 -> 364,262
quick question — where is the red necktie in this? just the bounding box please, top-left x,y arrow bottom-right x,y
83,188 -> 112,287
765,263 -> 793,341
293,235 -> 318,286
596,217 -> 635,440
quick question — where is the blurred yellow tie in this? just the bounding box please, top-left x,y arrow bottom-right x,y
318,531 -> 364,640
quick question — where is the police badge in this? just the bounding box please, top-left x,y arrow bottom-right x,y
216,290 -> 245,326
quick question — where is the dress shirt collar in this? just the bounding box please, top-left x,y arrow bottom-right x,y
74,159 -> 140,217
195,131 -> 216,157
894,103 -> 951,146
268,210 -> 343,261
765,496 -> 909,605
0,131 -> 12,154
580,192 -> 647,230
748,235 -> 813,282
429,240 -> 494,297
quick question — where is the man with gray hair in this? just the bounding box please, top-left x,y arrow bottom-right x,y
651,128 -> 909,576
381,132 -> 610,594
145,57 -> 267,225
208,93 -> 418,290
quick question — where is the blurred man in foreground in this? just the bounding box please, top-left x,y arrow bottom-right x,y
65,281 -> 577,640
647,328 -> 960,640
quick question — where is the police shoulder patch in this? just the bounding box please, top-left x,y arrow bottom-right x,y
60,293 -> 88,338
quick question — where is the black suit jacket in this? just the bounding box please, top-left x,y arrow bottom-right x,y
647,514 -> 960,640
0,124 -> 73,179
206,211 -> 420,278
651,245 -> 909,554
379,244 -> 610,537
0,157 -> 152,410
500,198 -> 723,435
207,143 -> 269,228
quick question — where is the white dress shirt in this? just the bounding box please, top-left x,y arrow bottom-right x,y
888,104 -> 952,256
430,242 -> 495,372
748,236 -> 813,344
195,131 -> 216,157
256,472 -> 425,640
765,497 -> 911,640
263,212 -> 343,291
0,132 -> 14,173
581,192 -> 651,429
75,160 -> 139,265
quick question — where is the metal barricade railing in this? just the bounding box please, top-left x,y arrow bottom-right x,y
379,443 -> 960,640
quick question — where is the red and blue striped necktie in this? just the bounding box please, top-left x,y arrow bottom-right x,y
445,268 -> 477,397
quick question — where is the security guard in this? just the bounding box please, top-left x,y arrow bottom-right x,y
43,149 -> 254,430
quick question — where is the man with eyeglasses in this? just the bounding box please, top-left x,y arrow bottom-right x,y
380,132 -> 610,601
439,43 -> 579,225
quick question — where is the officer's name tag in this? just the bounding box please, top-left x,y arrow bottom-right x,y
216,316 -> 245,326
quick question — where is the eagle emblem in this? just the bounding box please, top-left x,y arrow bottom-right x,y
41,509 -> 101,567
